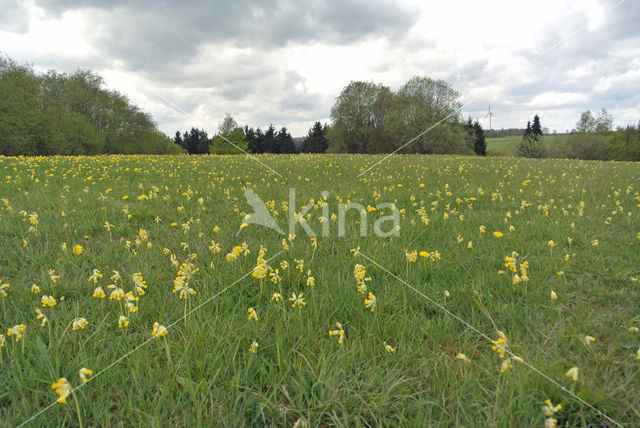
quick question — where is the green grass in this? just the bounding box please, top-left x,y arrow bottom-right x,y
0,153 -> 639,426
487,135 -> 566,156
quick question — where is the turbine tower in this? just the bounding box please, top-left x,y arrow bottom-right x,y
484,104 -> 496,131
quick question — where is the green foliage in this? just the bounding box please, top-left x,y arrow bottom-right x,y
517,134 -> 547,158
0,53 -> 179,155
211,127 -> 248,154
302,122 -> 329,153
327,76 -> 473,155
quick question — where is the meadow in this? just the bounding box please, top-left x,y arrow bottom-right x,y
0,153 -> 639,427
487,135 -> 567,157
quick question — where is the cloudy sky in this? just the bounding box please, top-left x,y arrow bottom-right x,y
1,0 -> 639,137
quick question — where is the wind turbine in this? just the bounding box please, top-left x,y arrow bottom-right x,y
484,104 -> 496,131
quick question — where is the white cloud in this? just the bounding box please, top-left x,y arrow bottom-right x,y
0,0 -> 638,137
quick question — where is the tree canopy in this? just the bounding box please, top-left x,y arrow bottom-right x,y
0,53 -> 181,156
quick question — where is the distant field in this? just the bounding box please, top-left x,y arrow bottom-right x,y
487,134 -> 566,156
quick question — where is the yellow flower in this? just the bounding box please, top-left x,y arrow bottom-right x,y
49,269 -> 60,283
456,353 -> 471,363
550,290 -> 558,300
107,285 -> 125,300
591,239 -> 599,247
88,269 -> 103,284
364,292 -> 377,311
480,225 -> 486,233
628,326 -> 639,333
405,250 -> 417,263
383,341 -> 395,353
72,244 -> 83,255
31,284 -> 40,294
565,366 -> 579,382
72,317 -> 88,331
547,240 -> 555,248
79,367 -> 93,383
41,295 -> 57,307
7,324 -> 26,342
152,322 -> 168,337
92,286 -> 105,298
271,292 -> 283,302
118,315 -> 129,328
0,282 -> 9,297
289,292 -> 306,309
328,321 -> 344,344
306,275 -> 315,287
581,335 -> 596,346
249,341 -> 259,354
35,308 -> 47,327
493,231 -> 503,238
543,399 -> 562,416
51,378 -> 72,404
467,241 -> 473,249
247,307 -> 259,321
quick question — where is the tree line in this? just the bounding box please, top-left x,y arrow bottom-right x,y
515,110 -> 640,161
0,54 -> 180,156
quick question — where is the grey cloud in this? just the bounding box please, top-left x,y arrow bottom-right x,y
0,0 -> 31,33
33,0 -> 417,71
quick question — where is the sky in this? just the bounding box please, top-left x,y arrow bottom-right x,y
1,0 -> 639,137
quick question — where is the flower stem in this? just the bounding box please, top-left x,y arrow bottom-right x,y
71,390 -> 83,428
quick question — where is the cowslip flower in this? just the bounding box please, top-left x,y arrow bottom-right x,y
364,292 -> 377,311
42,295 -> 57,307
92,287 -> 105,298
550,291 -> 558,300
328,322 -> 344,344
79,368 -> 93,383
271,293 -> 283,302
565,366 -> 579,382
456,353 -> 471,363
107,285 -> 125,300
306,275 -> 315,287
88,269 -> 103,284
31,284 -> 40,294
248,341 -> 258,354
118,315 -> 129,328
72,318 -> 88,331
7,324 -> 26,341
152,322 -> 168,337
405,250 -> 417,263
49,269 -> 60,283
35,308 -> 47,327
628,327 -> 639,333
581,335 -> 596,346
289,292 -> 306,309
132,272 -> 147,295
383,341 -> 395,353
51,378 -> 72,403
247,307 -> 259,321
0,282 -> 9,297
72,244 -> 83,255
543,399 -> 562,416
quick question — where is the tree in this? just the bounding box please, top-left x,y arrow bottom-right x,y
531,115 -> 543,137
0,53 -> 180,155
275,127 -> 295,154
576,110 -> 596,133
470,119 -> 486,155
327,80 -> 393,153
262,125 -> 277,153
303,121 -> 329,153
211,114 -> 248,154
181,128 -> 210,154
594,108 -> 613,134
517,118 -> 546,158
218,113 -> 238,135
